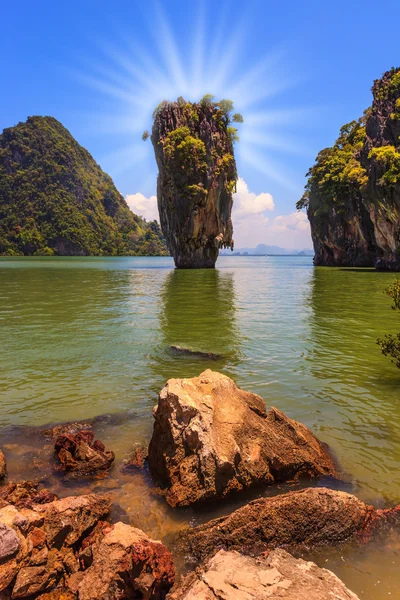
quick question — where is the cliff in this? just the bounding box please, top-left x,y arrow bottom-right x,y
298,68 -> 400,269
0,116 -> 168,256
151,98 -> 237,268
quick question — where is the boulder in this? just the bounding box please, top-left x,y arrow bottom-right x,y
179,487 -> 400,561
148,370 -> 337,507
0,481 -> 58,509
75,521 -> 175,599
167,548 -> 359,599
54,431 -> 115,479
0,450 -> 6,481
0,493 -> 111,598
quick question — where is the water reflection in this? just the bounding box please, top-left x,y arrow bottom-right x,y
151,268 -> 241,382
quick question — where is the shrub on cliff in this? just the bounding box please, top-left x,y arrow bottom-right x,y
0,116 -> 168,256
378,279 -> 400,369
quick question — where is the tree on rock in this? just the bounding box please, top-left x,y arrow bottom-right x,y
146,96 -> 243,268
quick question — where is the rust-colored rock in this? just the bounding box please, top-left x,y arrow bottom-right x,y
179,487 -> 398,561
0,481 -> 58,509
168,548 -> 360,600
151,99 -> 237,268
148,370 -> 337,507
54,431 -> 115,479
120,446 -> 148,473
0,450 -> 6,481
0,493 -> 111,598
76,521 -> 175,599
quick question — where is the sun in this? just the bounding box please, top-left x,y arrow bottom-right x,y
71,1 -> 313,193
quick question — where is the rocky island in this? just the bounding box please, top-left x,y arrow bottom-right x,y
150,97 -> 240,268
298,67 -> 400,269
0,116 -> 167,256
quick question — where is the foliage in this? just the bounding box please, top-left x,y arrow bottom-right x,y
0,116 -> 168,256
142,130 -> 149,141
373,68 -> 400,101
369,145 -> 400,185
377,280 -> 400,369
162,126 -> 207,177
297,120 -> 367,210
200,94 -> 215,105
232,113 -> 244,123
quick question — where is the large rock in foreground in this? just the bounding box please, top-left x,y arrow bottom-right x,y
151,99 -> 237,268
180,487 -> 400,561
168,548 -> 360,600
74,521 -> 175,599
0,450 -> 6,481
148,370 -> 337,507
0,492 -> 174,599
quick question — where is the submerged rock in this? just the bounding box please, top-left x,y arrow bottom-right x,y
54,431 -> 115,479
75,521 -> 175,599
148,370 -> 337,507
0,450 -> 6,481
120,446 -> 148,473
179,487 -> 400,561
299,68 -> 400,269
169,346 -> 222,360
168,548 -> 360,600
151,99 -> 237,268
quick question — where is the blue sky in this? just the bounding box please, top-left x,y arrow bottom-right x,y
1,0 -> 400,248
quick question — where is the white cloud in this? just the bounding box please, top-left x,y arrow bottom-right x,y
125,192 -> 159,222
233,177 -> 275,219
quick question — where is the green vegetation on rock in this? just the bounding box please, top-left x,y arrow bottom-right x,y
0,116 -> 167,256
378,279 -> 400,368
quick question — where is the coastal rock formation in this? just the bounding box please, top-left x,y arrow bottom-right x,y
54,431 -> 115,479
0,116 -> 167,256
299,67 -> 400,269
151,98 -> 237,268
74,521 -> 175,599
148,370 -> 336,507
179,486 -> 400,561
0,481 -> 58,508
0,491 -> 174,599
0,494 -> 111,598
0,450 -> 6,481
168,548 -> 360,600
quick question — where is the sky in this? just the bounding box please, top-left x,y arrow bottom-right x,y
1,0 -> 400,250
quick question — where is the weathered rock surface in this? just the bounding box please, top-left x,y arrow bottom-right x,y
148,370 -> 337,507
180,487 -> 400,561
0,451 -> 6,481
168,548 -> 360,600
75,521 -> 175,599
0,481 -> 58,509
120,446 -> 148,473
300,67 -> 400,270
55,431 -> 115,479
0,493 -> 111,598
151,99 -> 237,268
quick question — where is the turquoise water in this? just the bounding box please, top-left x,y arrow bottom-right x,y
1,255 -> 400,597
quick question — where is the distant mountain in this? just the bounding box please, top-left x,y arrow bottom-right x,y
0,116 -> 168,256
220,244 -> 314,256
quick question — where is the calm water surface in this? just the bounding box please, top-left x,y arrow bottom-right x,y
1,255 -> 399,598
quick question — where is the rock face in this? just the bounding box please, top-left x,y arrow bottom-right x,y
299,67 -> 400,270
0,492 -> 174,599
0,450 -> 6,481
55,431 -> 115,479
148,370 -> 337,507
168,548 -> 360,600
0,116 -> 167,256
151,99 -> 237,268
75,521 -> 175,599
180,487 -> 400,561
0,481 -> 58,509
